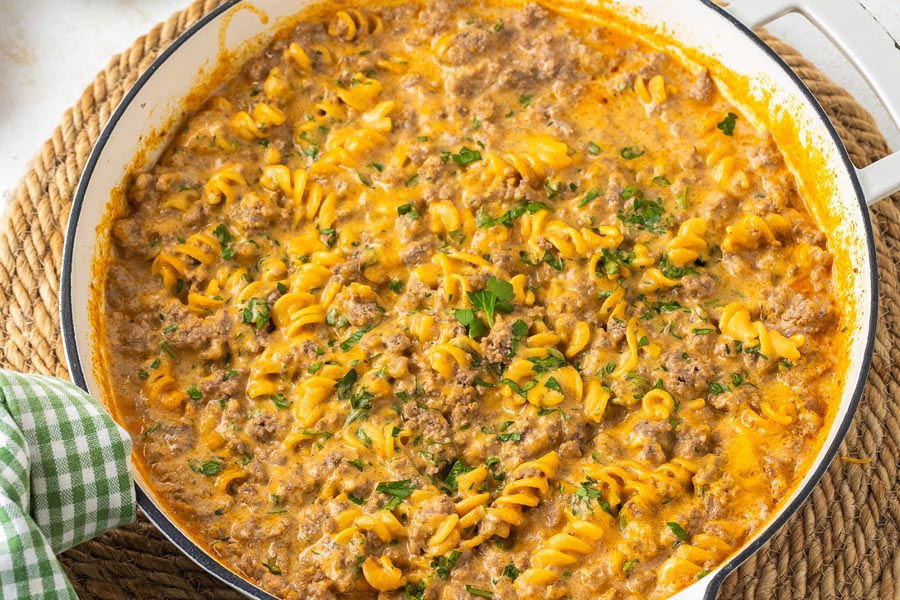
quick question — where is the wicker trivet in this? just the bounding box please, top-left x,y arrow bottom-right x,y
1,1 -> 897,598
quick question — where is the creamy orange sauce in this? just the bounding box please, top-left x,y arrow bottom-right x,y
98,2 -> 846,598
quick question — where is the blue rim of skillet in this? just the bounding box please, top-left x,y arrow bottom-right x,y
59,1 -> 878,598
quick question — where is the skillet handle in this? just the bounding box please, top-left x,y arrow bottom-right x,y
726,0 -> 900,206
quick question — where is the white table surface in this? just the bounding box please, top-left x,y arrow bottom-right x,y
1,0 -> 899,211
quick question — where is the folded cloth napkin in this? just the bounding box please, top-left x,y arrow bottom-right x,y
0,370 -> 135,599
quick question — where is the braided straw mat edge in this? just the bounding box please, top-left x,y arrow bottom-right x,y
2,1 -> 898,598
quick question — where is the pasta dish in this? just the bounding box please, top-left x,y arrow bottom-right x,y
98,1 -> 845,598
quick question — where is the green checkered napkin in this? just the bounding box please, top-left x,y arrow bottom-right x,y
0,370 -> 135,599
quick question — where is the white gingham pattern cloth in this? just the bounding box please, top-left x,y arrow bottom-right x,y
0,370 -> 135,599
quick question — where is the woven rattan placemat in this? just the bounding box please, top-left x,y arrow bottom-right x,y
2,1 -> 898,598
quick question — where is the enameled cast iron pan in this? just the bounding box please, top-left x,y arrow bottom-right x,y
60,1 -> 900,598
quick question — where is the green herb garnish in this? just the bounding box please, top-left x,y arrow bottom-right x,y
467,276 -> 514,326
261,560 -> 282,575
619,196 -> 665,233
376,479 -> 416,510
577,188 -> 601,207
466,585 -> 494,598
718,112 -> 738,136
455,308 -> 488,338
398,203 -> 421,220
509,319 -> 529,357
527,349 -> 566,374
188,456 -> 223,477
450,146 -> 482,166
502,564 -> 520,581
339,325 -> 375,352
667,521 -> 690,543
620,146 -> 645,160
432,550 -> 463,579
271,393 -> 292,409
242,297 -> 270,329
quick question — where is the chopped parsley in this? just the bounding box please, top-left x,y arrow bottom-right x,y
731,372 -> 750,387
375,479 -> 416,510
476,201 -> 550,228
443,460 -> 475,495
496,422 -> 522,443
319,226 -> 337,248
448,146 -> 482,166
188,456 -> 223,477
339,325 -> 375,352
502,564 -> 521,581
718,112 -> 738,136
707,381 -> 729,395
398,203 -> 421,220
358,172 -> 375,188
212,223 -> 235,259
455,308 -> 488,338
270,393 -> 292,410
335,369 -> 359,400
432,550 -> 462,579
620,185 -> 639,199
594,247 -> 634,277
509,319 -> 529,357
346,388 -> 374,424
527,348 -> 566,373
543,376 -> 563,393
620,146 -> 645,160
467,276 -> 514,326
618,196 -> 666,234
623,558 -> 640,574
261,560 -> 282,575
659,254 -> 698,278
242,297 -> 270,329
186,385 -> 202,400
578,187 -> 601,207
575,479 -> 601,505
519,249 -> 564,272
465,585 -> 494,598
667,521 -> 690,544
500,378 -> 537,400
405,580 -> 426,600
